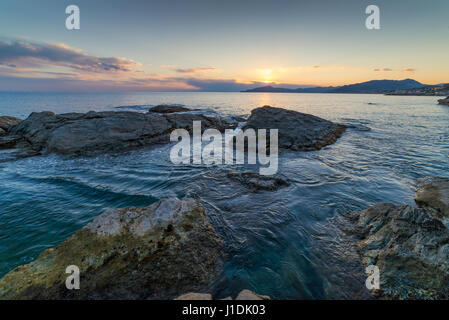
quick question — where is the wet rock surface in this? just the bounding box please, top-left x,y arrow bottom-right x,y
0,116 -> 21,133
0,198 -> 226,300
8,110 -> 229,156
227,172 -> 289,191
415,177 -> 449,220
149,105 -> 197,113
243,106 -> 346,151
333,178 -> 449,299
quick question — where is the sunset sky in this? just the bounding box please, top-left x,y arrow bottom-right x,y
0,0 -> 448,91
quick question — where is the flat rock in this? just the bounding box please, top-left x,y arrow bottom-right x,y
235,289 -> 270,300
415,177 -> 449,220
0,198 -> 225,300
243,106 -> 346,151
149,105 -> 196,113
10,111 -> 229,156
227,172 -> 289,191
175,292 -> 213,300
174,290 -> 270,300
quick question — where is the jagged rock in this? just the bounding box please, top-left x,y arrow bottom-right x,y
9,111 -> 229,156
415,177 -> 449,220
149,105 -> 196,113
0,128 -> 5,135
0,116 -> 21,132
0,134 -> 22,150
438,97 -> 449,106
343,203 -> 449,300
243,106 -> 346,151
227,172 -> 289,191
235,290 -> 270,300
0,198 -> 225,300
175,293 -> 212,300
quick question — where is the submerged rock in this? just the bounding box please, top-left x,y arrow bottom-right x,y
415,177 -> 449,220
438,96 -> 449,106
243,106 -> 346,151
8,110 -> 228,156
149,105 -> 196,113
0,198 -> 225,300
227,172 -> 289,191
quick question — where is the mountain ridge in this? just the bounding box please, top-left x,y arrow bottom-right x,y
242,79 -> 427,94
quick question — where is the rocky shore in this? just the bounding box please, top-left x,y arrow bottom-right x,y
335,177 -> 449,300
0,198 -> 225,299
0,105 -> 346,160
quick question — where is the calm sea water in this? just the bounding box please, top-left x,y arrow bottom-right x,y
0,92 -> 448,299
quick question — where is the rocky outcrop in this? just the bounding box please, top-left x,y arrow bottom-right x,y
338,177 -> 449,300
0,116 -> 21,135
7,110 -> 228,156
344,203 -> 449,299
415,177 -> 449,220
0,198 -> 225,300
243,106 -> 346,151
438,96 -> 449,106
175,290 -> 270,300
1,106 -> 346,158
149,105 -> 197,113
227,172 -> 289,191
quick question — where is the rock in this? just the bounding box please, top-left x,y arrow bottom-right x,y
9,111 -> 229,156
415,177 -> 449,220
0,128 -> 5,135
0,198 -> 225,300
235,290 -> 270,300
149,105 -> 196,113
0,134 -> 22,150
175,293 -> 212,300
343,202 -> 449,299
243,106 -> 346,151
0,116 -> 21,132
174,290 -> 270,300
227,172 -> 289,191
438,96 -> 449,106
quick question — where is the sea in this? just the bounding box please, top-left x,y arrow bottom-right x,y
0,92 -> 448,299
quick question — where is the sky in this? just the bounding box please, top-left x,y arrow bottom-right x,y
0,0 -> 448,92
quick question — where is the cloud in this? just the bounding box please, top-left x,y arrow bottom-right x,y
0,40 -> 139,73
373,67 -> 415,73
175,67 -> 216,74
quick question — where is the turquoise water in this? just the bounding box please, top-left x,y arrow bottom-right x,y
0,92 -> 448,299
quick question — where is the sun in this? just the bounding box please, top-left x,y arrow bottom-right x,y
260,69 -> 273,83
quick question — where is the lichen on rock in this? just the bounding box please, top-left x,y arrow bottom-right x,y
0,198 -> 225,300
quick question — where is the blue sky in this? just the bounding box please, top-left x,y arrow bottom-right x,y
0,0 -> 448,91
